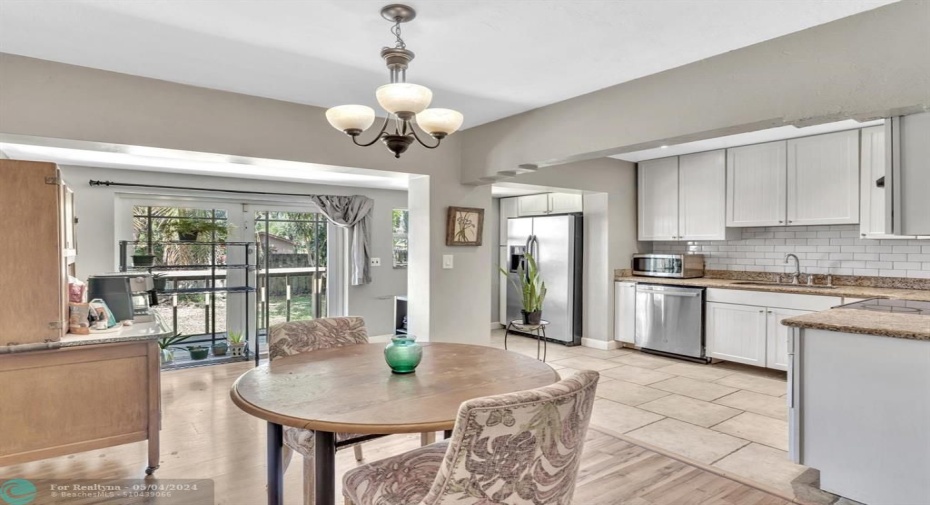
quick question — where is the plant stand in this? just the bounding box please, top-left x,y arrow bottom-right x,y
504,319 -> 549,362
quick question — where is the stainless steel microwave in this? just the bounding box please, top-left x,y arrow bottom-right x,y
632,254 -> 705,278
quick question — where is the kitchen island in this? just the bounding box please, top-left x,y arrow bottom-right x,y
782,304 -> 930,505
0,319 -> 171,474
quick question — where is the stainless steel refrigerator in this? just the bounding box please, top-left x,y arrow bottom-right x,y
505,214 -> 583,345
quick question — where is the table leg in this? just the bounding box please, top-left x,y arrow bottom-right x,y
536,330 -> 541,361
504,323 -> 511,350
314,430 -> 336,505
266,422 -> 284,505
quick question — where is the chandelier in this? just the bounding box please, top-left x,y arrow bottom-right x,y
324,4 -> 464,159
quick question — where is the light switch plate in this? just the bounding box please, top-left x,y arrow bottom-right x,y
442,254 -> 454,269
370,257 -> 381,267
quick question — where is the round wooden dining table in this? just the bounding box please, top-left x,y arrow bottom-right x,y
230,342 -> 560,505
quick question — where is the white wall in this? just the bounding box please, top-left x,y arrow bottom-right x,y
653,224 -> 930,279
489,198 -> 500,324
60,165 -> 408,335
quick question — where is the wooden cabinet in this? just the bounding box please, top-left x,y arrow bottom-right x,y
787,130 -> 860,225
679,150 -> 728,240
727,141 -> 788,227
515,193 -> 583,216
614,282 -> 636,344
707,302 -> 767,366
638,151 -> 728,241
766,308 -> 807,371
638,157 -> 679,240
0,160 -> 71,346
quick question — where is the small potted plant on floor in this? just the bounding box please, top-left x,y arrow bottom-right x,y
186,345 -> 210,360
158,332 -> 190,365
212,340 -> 228,356
500,252 -> 547,325
228,330 -> 246,357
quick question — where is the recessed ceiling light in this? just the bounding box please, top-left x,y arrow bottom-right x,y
660,145 -> 669,149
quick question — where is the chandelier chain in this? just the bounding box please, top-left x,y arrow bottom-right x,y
390,20 -> 406,49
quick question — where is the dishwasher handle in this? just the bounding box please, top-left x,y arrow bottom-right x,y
635,285 -> 702,297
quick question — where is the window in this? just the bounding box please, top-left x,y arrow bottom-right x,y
392,209 -> 409,268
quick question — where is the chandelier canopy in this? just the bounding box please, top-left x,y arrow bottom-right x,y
325,4 -> 464,159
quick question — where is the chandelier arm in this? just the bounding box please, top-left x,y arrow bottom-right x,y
408,121 -> 442,149
350,115 -> 392,147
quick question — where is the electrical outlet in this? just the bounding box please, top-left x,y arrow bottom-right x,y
370,257 -> 381,267
442,255 -> 454,269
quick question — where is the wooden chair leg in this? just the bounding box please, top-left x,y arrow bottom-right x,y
353,444 -> 363,462
420,432 -> 436,446
302,456 -> 315,505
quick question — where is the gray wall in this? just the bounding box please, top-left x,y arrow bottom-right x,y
460,0 -> 930,183
59,165 -> 408,336
0,53 -> 492,345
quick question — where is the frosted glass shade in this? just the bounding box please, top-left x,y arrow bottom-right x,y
416,108 -> 464,136
325,105 -> 375,133
376,83 -> 432,114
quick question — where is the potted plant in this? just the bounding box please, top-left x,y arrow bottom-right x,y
152,273 -> 168,291
132,247 -> 156,267
212,341 -> 228,356
169,218 -> 229,242
228,330 -> 246,357
186,345 -> 209,360
157,332 -> 191,364
500,252 -> 547,325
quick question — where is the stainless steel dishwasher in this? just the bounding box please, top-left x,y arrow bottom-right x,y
634,284 -> 707,362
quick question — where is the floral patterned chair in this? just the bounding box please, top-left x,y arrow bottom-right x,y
269,317 -> 373,505
342,370 -> 600,505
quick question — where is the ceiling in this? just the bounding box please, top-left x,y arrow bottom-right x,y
615,119 -> 885,163
0,0 -> 897,129
0,140 -> 411,191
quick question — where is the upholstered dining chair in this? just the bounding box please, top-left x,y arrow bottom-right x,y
269,317 -> 371,505
342,370 -> 600,505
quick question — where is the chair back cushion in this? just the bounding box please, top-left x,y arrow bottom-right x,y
421,370 -> 599,505
268,317 -> 368,361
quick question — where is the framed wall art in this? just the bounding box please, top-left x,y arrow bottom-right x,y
445,206 -> 484,246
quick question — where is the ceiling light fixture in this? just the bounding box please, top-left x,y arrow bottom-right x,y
325,4 -> 464,159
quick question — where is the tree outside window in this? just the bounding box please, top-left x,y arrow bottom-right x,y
392,209 -> 408,268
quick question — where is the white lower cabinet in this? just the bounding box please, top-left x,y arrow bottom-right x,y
706,302 -> 767,366
614,282 -> 636,344
766,308 -> 809,371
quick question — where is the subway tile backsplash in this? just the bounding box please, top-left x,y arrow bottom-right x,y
651,225 -> 930,279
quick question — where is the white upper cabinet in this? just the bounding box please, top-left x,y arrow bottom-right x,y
787,130 -> 860,226
516,194 -> 550,216
679,150 -> 727,240
548,193 -> 584,215
499,197 -> 518,243
515,193 -> 583,217
859,126 -> 894,238
638,157 -> 679,240
727,141 -> 787,227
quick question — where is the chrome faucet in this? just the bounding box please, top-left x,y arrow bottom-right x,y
784,254 -> 801,285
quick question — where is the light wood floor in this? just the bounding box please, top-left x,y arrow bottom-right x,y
0,360 -> 791,505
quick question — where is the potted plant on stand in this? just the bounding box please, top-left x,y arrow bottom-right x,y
132,247 -> 156,267
157,332 -> 190,365
186,345 -> 210,360
228,330 -> 246,357
169,218 -> 229,242
212,340 -> 228,356
500,252 -> 547,325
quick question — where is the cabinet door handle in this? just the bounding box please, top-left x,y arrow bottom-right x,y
767,310 -> 773,314
788,220 -> 793,224
759,310 -> 764,314
779,220 -> 784,224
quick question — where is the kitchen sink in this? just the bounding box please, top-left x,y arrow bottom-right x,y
732,281 -> 837,290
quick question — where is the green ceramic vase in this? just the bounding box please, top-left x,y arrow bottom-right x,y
384,334 -> 422,374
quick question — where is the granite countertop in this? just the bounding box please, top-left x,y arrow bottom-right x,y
614,275 -> 930,302
781,308 -> 930,341
0,318 -> 172,354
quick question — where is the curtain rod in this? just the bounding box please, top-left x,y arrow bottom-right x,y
89,180 -> 314,198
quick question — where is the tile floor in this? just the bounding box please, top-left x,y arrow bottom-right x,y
490,330 -> 808,498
